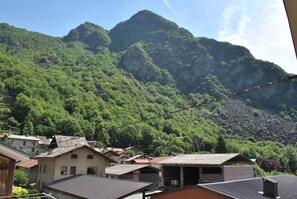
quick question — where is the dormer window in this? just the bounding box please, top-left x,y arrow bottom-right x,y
71,154 -> 78,159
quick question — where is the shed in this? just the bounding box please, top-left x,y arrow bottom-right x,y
158,153 -> 254,188
106,164 -> 160,190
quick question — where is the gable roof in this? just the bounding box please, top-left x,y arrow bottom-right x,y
106,147 -> 125,155
35,145 -> 116,163
105,164 -> 160,176
200,174 -> 297,199
49,135 -> 89,148
45,175 -> 152,199
0,141 -> 30,162
16,159 -> 38,168
2,134 -> 39,141
158,153 -> 252,166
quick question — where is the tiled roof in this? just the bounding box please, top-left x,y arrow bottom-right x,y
51,135 -> 89,148
17,159 -> 38,168
134,158 -> 151,164
158,153 -> 251,166
45,175 -> 151,199
35,145 -> 116,163
106,147 -> 125,154
201,175 -> 297,199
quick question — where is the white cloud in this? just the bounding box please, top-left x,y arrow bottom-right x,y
162,0 -> 177,15
218,0 -> 297,74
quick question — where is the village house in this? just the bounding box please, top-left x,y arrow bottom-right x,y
149,174 -> 297,199
35,145 -> 116,190
1,134 -> 42,156
158,153 -> 254,189
105,164 -> 160,190
0,141 -> 29,197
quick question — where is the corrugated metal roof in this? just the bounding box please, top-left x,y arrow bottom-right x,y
105,164 -> 149,176
158,153 -> 242,166
16,159 -> 38,168
45,175 -> 152,199
201,174 -> 297,199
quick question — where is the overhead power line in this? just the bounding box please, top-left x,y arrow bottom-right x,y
113,75 -> 297,130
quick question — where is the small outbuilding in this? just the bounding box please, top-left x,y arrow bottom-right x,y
106,164 -> 160,190
158,153 -> 254,188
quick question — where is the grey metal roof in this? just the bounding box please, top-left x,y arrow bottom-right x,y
158,153 -> 245,166
201,175 -> 297,199
106,164 -> 154,176
3,134 -> 39,141
0,141 -> 30,162
45,175 -> 152,199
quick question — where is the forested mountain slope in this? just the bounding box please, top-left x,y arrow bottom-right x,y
0,10 -> 297,162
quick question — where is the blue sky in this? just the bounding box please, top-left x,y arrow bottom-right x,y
0,0 -> 296,74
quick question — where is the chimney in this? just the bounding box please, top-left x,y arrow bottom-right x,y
263,177 -> 279,198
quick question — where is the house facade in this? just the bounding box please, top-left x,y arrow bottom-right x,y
2,134 -> 41,156
159,153 -> 254,189
36,145 -> 116,190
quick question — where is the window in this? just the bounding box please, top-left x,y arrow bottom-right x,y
70,167 -> 76,175
61,166 -> 67,175
39,164 -> 42,173
32,142 -> 36,146
87,167 -> 98,175
32,148 -> 35,152
43,165 -> 46,173
202,167 -> 222,174
71,154 -> 78,159
87,155 -> 93,159
23,141 -> 26,146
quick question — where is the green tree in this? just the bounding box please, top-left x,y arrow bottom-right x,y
14,170 -> 28,187
284,145 -> 297,173
215,135 -> 227,153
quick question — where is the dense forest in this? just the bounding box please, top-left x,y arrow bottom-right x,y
1,10 -> 297,173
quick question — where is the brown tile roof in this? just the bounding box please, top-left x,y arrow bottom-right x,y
106,147 -> 124,155
45,175 -> 152,199
134,158 -> 150,164
16,159 -> 38,168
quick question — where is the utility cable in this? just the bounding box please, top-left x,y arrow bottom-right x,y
113,75 -> 297,130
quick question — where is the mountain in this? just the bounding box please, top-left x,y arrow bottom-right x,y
0,11 -> 297,161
